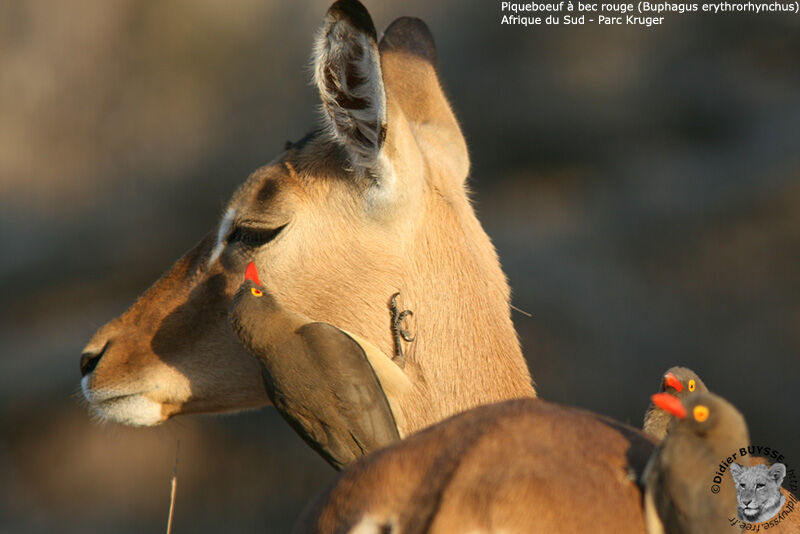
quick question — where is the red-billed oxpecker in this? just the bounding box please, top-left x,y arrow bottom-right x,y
643,392 -> 748,534
229,262 -> 400,469
643,367 -> 708,440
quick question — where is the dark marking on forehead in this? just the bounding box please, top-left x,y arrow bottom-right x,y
257,179 -> 280,204
283,129 -> 347,179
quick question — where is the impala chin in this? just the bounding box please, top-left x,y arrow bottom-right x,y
81,376 -> 167,426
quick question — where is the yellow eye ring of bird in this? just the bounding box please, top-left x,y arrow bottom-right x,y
693,405 -> 709,422
250,287 -> 263,297
688,379 -> 696,392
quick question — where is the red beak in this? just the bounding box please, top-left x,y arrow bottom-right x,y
244,262 -> 261,285
651,393 -> 687,419
663,372 -> 683,392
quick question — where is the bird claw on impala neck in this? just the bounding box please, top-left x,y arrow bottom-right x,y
389,292 -> 414,369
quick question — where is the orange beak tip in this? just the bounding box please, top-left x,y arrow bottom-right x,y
244,262 -> 261,285
664,372 -> 683,392
651,392 -> 688,419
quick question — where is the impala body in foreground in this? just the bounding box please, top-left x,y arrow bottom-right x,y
296,398 -> 657,533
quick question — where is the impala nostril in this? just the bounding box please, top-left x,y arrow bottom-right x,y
80,341 -> 109,377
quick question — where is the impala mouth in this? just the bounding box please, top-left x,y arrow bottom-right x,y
81,376 -> 165,426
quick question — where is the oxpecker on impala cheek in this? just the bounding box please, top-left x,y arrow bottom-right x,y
229,262 -> 402,469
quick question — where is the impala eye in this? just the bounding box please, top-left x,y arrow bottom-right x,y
228,224 -> 286,248
757,483 -> 765,489
688,379 -> 696,392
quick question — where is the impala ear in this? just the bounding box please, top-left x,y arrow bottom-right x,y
314,0 -> 387,174
379,16 -> 437,66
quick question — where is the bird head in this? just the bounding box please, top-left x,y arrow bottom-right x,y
651,391 -> 749,447
659,366 -> 707,398
229,262 -> 277,343
643,366 -> 711,440
243,261 -> 265,296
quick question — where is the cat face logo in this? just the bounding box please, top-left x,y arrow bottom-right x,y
730,463 -> 787,524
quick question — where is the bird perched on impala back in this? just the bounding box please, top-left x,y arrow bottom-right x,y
229,262 -> 402,470
642,368 -> 800,533
642,392 -> 748,534
643,366 -> 708,440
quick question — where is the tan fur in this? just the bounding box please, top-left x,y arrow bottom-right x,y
81,6 -> 535,433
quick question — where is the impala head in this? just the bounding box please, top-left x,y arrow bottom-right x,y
81,0 -> 531,428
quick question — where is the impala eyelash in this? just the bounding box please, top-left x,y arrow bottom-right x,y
227,224 -> 287,248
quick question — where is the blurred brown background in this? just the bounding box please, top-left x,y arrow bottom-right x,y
1,1 -> 799,532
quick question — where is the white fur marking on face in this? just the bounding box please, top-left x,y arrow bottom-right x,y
208,208 -> 236,267
96,395 -> 164,426
83,376 -> 165,426
80,375 -> 91,403
85,387 -> 164,426
349,515 -> 396,534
